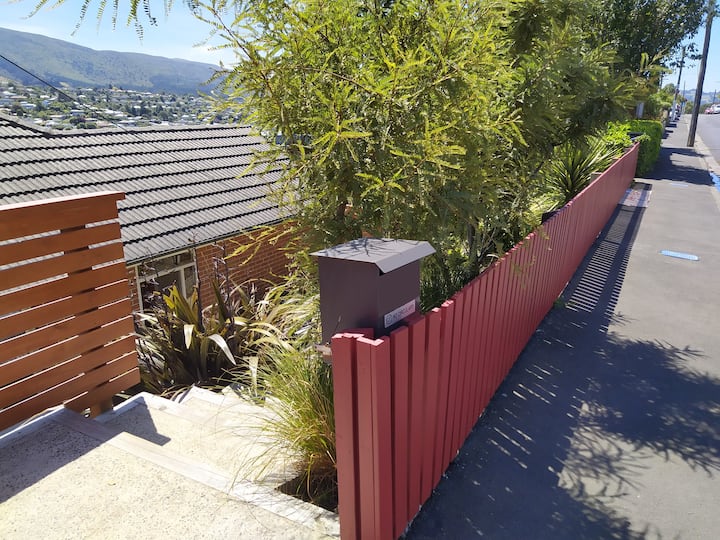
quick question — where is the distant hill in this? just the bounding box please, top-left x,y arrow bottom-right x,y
0,27 -> 218,94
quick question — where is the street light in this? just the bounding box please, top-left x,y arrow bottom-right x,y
671,46 -> 686,121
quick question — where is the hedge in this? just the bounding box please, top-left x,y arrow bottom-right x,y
627,120 -> 663,176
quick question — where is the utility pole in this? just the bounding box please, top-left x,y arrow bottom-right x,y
688,1 -> 715,146
672,46 -> 686,121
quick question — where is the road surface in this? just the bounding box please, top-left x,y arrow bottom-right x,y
695,113 -> 720,165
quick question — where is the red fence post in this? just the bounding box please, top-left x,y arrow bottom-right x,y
390,326 -> 411,538
331,333 -> 361,540
407,315 -> 427,515
421,309 -> 442,501
433,300 -> 456,485
446,289 -> 467,460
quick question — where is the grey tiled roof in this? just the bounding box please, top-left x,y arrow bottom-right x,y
0,114 -> 285,263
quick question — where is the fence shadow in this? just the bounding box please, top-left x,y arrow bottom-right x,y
404,200 -> 720,539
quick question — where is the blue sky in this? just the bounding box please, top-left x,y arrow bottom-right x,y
677,20 -> 720,98
1,1 -> 235,65
1,1 -> 719,98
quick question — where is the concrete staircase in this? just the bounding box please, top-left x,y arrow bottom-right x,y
0,388 -> 339,540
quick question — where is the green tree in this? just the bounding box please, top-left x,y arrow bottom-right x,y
25,0 -> 637,282
594,0 -> 708,73
205,2 -> 635,267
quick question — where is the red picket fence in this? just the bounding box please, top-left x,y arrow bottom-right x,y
331,143 -> 639,539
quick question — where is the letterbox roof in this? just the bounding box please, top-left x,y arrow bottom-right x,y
312,238 -> 435,273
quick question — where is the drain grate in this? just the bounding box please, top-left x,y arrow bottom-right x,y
660,250 -> 699,261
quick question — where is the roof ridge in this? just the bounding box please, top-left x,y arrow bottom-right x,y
0,111 -> 253,137
0,112 -> 56,136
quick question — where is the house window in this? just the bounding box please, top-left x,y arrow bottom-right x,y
137,251 -> 197,311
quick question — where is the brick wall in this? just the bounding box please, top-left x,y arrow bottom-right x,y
126,223 -> 296,312
194,223 -> 294,308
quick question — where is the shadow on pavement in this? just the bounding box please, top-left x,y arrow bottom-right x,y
404,200 -> 720,539
644,142 -> 713,185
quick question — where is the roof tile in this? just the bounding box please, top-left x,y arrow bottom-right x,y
0,114 -> 283,263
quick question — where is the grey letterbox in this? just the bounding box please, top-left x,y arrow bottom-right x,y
312,238 -> 435,343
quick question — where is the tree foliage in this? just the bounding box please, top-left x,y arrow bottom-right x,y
25,0 -> 641,287
196,1 -> 636,277
594,0 -> 709,73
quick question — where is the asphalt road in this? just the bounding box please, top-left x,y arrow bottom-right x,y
695,113 -> 720,165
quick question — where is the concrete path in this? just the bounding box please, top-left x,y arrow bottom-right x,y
405,117 -> 720,539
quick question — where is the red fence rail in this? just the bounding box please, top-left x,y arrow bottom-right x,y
331,143 -> 639,539
0,192 -> 140,431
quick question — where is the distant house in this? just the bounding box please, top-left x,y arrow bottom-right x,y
0,113 -> 291,312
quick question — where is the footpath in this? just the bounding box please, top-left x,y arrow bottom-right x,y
405,117 -> 720,539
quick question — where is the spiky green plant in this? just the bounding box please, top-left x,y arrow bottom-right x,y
217,270 -> 338,509
134,284 -> 237,393
134,278 -> 298,394
544,135 -> 621,209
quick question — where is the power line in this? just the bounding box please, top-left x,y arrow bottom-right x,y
0,53 -> 76,103
0,51 -> 231,168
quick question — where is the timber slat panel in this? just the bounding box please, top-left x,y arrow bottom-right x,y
0,222 -> 121,267
64,364 -> 140,414
0,192 -> 124,241
0,242 -> 125,291
2,299 -> 131,362
0,335 -> 136,409
0,353 -> 137,431
0,314 -> 134,385
0,192 -> 137,432
0,282 -> 128,341
0,262 -> 127,314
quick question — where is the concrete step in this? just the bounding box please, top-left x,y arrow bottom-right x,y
97,390 -> 299,487
0,407 -> 339,539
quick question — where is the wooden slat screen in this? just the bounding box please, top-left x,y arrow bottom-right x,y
0,192 -> 139,431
